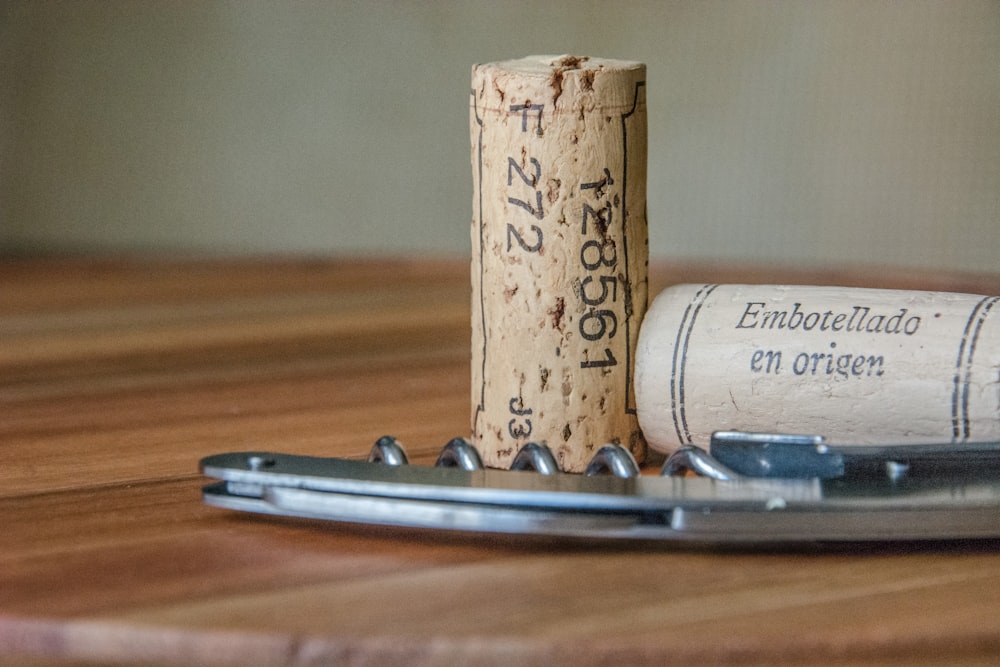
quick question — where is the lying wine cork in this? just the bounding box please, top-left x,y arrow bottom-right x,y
470,55 -> 648,471
635,284 -> 1000,453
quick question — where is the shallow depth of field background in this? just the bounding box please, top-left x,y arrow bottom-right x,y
2,1 -> 997,272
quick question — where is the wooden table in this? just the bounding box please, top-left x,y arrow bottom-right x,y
3,257 -> 1000,665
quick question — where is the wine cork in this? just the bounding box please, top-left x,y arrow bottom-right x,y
635,284 -> 1000,453
470,55 -> 648,472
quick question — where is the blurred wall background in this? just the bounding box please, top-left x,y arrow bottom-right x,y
1,1 -> 997,272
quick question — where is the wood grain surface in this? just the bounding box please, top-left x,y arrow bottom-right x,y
3,257 -> 1000,666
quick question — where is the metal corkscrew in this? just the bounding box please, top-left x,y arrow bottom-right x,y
201,432 -> 1000,545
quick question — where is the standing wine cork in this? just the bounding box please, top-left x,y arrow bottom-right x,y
635,284 -> 1000,453
470,55 -> 648,471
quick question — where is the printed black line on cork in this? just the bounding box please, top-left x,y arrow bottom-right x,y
952,295 -> 999,442
670,284 -> 719,445
621,80 -> 645,416
471,88 -> 487,436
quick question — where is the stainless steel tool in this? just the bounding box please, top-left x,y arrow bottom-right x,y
201,432 -> 1000,545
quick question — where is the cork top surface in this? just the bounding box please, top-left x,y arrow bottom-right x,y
472,55 -> 646,113
476,55 -> 644,77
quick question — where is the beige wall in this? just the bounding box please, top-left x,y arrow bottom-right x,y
2,1 -> 998,272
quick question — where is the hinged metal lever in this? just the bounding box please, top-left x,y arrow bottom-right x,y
671,431 -> 1000,481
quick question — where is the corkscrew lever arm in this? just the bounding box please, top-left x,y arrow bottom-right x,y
697,430 -> 1000,481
